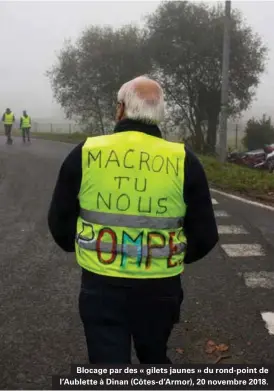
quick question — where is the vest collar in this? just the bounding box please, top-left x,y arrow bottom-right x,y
114,119 -> 162,139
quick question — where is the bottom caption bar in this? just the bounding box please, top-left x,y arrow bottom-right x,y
52,365 -> 274,390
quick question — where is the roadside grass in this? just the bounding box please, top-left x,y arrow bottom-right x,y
30,131 -> 87,143
0,129 -> 87,143
199,155 -> 274,204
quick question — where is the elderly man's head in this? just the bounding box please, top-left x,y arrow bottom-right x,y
116,76 -> 165,125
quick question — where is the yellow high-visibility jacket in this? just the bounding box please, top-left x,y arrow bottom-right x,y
75,131 -> 187,279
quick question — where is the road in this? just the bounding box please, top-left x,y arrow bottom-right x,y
0,136 -> 273,389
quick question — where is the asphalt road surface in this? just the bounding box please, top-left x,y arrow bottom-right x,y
0,136 -> 274,389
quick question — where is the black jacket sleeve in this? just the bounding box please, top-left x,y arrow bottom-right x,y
183,147 -> 219,264
48,142 -> 84,252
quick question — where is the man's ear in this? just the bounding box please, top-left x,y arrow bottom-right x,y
116,101 -> 125,121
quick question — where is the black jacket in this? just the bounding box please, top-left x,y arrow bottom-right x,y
48,119 -> 218,286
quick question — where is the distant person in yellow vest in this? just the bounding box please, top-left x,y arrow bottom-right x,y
48,76 -> 219,364
20,110 -> 31,143
2,108 -> 15,144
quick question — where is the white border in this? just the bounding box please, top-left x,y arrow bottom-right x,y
210,188 -> 274,212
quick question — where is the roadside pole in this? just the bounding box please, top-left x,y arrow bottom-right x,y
219,0 -> 231,163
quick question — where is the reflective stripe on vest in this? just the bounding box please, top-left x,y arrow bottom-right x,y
4,113 -> 14,125
75,131 -> 187,279
21,115 -> 31,128
79,208 -> 184,229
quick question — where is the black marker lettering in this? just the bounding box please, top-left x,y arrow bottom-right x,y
88,150 -> 102,168
166,157 -> 179,176
116,194 -> 130,211
114,176 -> 130,189
138,196 -> 152,213
139,152 -> 150,171
134,177 -> 147,192
156,198 -> 168,214
152,155 -> 165,172
123,149 -> 134,168
97,192 -> 111,210
105,150 -> 120,168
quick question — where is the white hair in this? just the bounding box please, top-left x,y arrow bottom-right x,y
117,76 -> 165,124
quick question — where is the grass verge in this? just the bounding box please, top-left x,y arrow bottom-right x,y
0,130 -> 87,144
199,155 -> 274,205
31,131 -> 87,143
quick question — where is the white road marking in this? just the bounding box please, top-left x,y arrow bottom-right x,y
211,188 -> 274,339
214,210 -> 230,217
242,272 -> 274,289
261,312 -> 274,335
218,225 -> 249,234
210,188 -> 274,213
221,244 -> 265,257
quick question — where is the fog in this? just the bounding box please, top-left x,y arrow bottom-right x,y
0,1 -> 273,122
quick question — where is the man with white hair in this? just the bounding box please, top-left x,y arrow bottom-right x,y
48,76 -> 218,364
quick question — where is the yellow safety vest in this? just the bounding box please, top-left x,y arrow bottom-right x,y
4,113 -> 14,125
75,131 -> 187,279
21,115 -> 31,128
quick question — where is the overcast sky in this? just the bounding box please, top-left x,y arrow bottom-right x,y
0,1 -> 273,121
